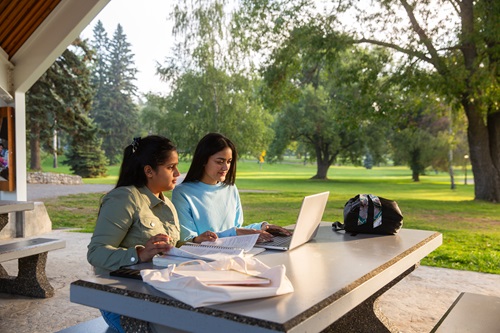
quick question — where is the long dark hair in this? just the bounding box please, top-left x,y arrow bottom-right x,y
183,133 -> 237,185
115,135 -> 177,188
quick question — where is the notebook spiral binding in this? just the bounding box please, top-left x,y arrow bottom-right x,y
185,243 -> 244,251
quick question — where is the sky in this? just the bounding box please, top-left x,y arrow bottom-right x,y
81,0 -> 175,96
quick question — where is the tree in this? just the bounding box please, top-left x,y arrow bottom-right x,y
153,0 -> 273,156
258,20 -> 392,178
89,21 -> 109,118
392,128 -> 446,181
385,88 -> 454,181
139,94 -> 166,137
90,23 -> 139,164
64,117 -> 108,178
238,0 -> 499,201
363,153 -> 373,169
345,0 -> 500,200
269,84 -> 366,179
26,38 -> 106,173
145,70 -> 273,157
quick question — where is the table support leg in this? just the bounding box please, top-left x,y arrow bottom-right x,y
0,252 -> 55,298
322,265 -> 417,333
121,316 -> 152,333
121,316 -> 189,333
0,213 -> 8,232
0,263 -> 8,276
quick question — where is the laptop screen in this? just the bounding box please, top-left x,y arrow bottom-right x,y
255,191 -> 330,251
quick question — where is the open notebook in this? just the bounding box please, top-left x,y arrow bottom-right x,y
153,234 -> 265,267
255,191 -> 330,251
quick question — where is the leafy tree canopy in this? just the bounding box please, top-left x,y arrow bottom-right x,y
151,0 -> 273,157
237,0 -> 500,202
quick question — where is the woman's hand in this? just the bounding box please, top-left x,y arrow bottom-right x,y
263,224 -> 293,237
236,224 -> 292,243
192,231 -> 218,243
136,233 -> 173,263
236,228 -> 274,243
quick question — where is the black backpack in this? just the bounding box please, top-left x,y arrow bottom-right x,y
332,194 -> 403,235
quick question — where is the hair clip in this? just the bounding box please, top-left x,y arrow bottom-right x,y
131,137 -> 141,153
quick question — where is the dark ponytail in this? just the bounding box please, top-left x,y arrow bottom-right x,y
115,135 -> 177,188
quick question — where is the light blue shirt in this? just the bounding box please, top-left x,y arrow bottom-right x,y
172,181 -> 263,241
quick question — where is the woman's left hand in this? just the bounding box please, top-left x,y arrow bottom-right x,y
237,228 -> 274,243
262,224 -> 293,237
136,233 -> 173,263
192,231 -> 218,243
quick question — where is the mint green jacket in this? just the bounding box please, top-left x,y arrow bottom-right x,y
87,186 -> 180,275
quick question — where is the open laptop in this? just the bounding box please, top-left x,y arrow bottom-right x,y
254,191 -> 330,251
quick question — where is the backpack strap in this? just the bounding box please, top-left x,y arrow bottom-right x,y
332,221 -> 345,231
332,221 -> 360,236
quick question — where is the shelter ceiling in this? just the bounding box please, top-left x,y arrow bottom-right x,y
0,0 -> 62,60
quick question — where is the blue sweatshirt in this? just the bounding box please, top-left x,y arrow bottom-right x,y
172,181 -> 263,241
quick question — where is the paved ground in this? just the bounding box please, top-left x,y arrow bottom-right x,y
0,184 -> 499,332
26,183 -> 114,201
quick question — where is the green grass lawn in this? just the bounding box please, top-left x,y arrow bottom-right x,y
42,160 -> 500,274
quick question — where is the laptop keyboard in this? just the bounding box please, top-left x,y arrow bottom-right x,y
268,235 -> 292,246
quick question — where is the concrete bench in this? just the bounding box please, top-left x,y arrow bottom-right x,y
0,237 -> 65,298
56,317 -> 114,333
431,292 -> 500,332
0,200 -> 35,238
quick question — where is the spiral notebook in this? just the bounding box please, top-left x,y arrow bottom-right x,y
153,234 -> 265,266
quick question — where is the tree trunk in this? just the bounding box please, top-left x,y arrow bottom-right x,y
29,124 -> 42,171
312,161 -> 330,179
488,111 -> 500,184
311,141 -> 334,179
463,99 -> 500,202
459,0 -> 500,202
448,108 -> 456,190
30,137 -> 41,171
448,148 -> 456,189
53,127 -> 58,168
410,149 -> 422,182
448,163 -> 456,190
412,170 -> 420,182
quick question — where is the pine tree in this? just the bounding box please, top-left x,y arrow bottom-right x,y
90,23 -> 139,164
363,153 -> 373,170
26,38 -> 107,176
89,20 -> 109,117
64,116 -> 108,178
